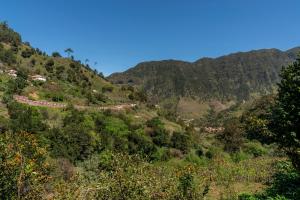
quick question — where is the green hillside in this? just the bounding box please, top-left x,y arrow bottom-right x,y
109,47 -> 299,101
0,22 -> 136,106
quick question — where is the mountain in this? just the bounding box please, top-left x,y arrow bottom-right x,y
0,22 -> 135,105
109,48 -> 300,104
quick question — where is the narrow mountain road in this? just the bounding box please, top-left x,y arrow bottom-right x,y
13,95 -> 137,111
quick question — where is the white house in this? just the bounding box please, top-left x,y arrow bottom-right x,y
7,69 -> 17,78
31,75 -> 46,82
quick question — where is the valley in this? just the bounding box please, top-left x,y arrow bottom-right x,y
0,20 -> 299,200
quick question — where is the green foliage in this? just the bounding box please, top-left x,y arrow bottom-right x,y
0,43 -> 16,65
7,102 -> 47,133
244,142 -> 268,157
242,95 -> 275,144
152,127 -> 170,147
146,118 -> 170,147
102,85 -> 114,93
146,116 -> 164,128
171,132 -> 191,153
45,59 -> 55,72
0,115 -> 9,133
52,51 -> 61,57
0,132 -> 49,199
177,171 -> 195,199
21,48 -> 35,58
4,75 -> 27,96
268,57 -> 300,171
152,147 -> 171,161
101,116 -> 129,136
0,21 -> 22,45
219,118 -> 245,153
128,90 -> 147,102
239,161 -> 300,200
109,48 -> 298,101
47,107 -> 96,162
231,151 -> 251,163
128,130 -> 157,157
265,161 -> 300,199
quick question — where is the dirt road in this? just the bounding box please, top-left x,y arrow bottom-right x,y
13,95 -> 137,111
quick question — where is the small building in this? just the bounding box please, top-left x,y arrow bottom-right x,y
7,69 -> 17,78
31,74 -> 46,82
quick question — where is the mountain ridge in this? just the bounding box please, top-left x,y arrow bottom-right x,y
108,47 -> 300,103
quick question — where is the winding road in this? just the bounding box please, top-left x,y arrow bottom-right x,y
13,95 -> 137,111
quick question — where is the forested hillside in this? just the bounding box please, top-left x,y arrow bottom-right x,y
109,47 -> 299,101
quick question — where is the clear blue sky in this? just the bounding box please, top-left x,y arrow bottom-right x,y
1,0 -> 300,75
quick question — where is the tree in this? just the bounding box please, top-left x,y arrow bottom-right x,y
47,107 -> 96,162
219,118 -> 244,153
242,95 -> 275,144
7,102 -> 47,134
170,132 -> 191,153
269,56 -> 300,171
45,59 -> 54,72
52,51 -> 61,57
64,48 -> 73,58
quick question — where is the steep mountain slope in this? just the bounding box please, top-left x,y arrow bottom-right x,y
0,22 -> 135,105
109,48 -> 300,103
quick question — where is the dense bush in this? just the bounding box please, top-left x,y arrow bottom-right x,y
170,132 -> 191,153
45,59 -> 55,72
268,57 -> 300,172
102,85 -> 114,93
238,161 -> 300,200
7,102 -> 47,133
52,51 -> 61,57
241,95 -> 275,144
219,118 -> 245,153
0,43 -> 16,65
47,107 -> 96,162
0,21 -> 22,45
21,48 -> 35,58
0,132 -> 49,199
128,130 -> 157,157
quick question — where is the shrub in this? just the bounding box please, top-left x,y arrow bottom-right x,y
244,142 -> 268,157
30,58 -> 36,66
102,85 -> 114,93
21,48 -> 35,58
231,151 -> 251,163
0,45 -> 16,65
170,132 -> 191,153
146,117 -> 164,128
195,147 -> 204,157
45,59 -> 55,72
152,147 -> 171,161
0,21 -> 22,45
219,118 -> 245,153
7,102 -> 47,133
47,108 -> 96,162
52,51 -> 61,57
177,171 -> 196,199
0,132 -> 49,199
205,151 -> 213,159
128,131 -> 157,157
